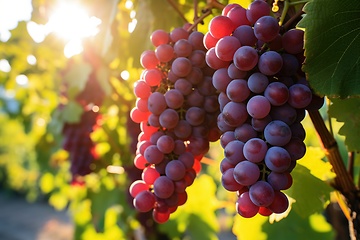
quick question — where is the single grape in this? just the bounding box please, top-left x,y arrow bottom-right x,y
246,0 -> 271,24
174,39 -> 193,57
133,190 -> 156,212
258,51 -> 283,76
233,160 -> 260,186
164,89 -> 184,109
159,108 -> 179,129
288,83 -> 313,109
148,92 -> 167,115
233,25 -> 257,46
226,79 -> 251,102
247,72 -> 269,93
264,146 -> 291,172
249,181 -> 275,207
264,82 -> 289,106
267,172 -> 292,190
243,138 -> 268,163
224,140 -> 246,165
165,160 -> 186,181
171,57 -> 192,77
140,50 -> 159,69
268,191 -> 289,214
247,95 -> 271,119
233,46 -> 259,71
153,176 -> 175,199
155,44 -> 174,63
236,191 -> 259,218
227,5 -> 251,27
151,29 -> 170,47
264,120 -> 292,146
208,15 -> 235,39
282,29 -> 304,54
253,16 -> 280,43
215,36 -> 241,61
222,101 -> 248,127
156,135 -> 175,154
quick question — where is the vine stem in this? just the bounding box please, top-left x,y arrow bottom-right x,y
308,110 -> 359,239
308,110 -> 356,193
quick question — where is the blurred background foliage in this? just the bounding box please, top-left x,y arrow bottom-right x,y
0,0 -> 350,239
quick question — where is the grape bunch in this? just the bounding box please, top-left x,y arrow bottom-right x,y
204,1 -> 324,218
61,70 -> 104,182
129,26 -> 220,223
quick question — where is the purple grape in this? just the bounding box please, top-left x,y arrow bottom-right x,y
233,46 -> 259,71
243,138 -> 268,163
249,181 -> 275,207
247,95 -> 271,119
258,51 -> 283,76
254,16 -> 280,43
236,191 -> 259,218
233,160 -> 260,186
264,146 -> 291,172
264,120 -> 292,146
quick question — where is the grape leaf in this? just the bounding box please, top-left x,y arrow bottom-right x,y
328,98 -> 360,151
63,58 -> 92,95
59,100 -> 84,123
285,163 -> 332,218
158,174 -> 219,240
233,211 -> 334,240
298,0 -> 360,98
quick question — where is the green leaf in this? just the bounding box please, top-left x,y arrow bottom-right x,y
64,58 -> 92,96
285,163 -> 332,218
59,100 -> 84,123
299,0 -> 360,98
328,98 -> 360,151
159,174 -> 219,240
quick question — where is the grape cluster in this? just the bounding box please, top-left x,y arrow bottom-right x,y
204,1 -> 323,218
61,71 -> 104,181
129,26 -> 220,223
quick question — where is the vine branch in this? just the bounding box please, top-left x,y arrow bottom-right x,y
308,110 -> 356,194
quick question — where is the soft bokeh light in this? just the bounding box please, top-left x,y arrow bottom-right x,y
27,55 -> 37,65
15,74 -> 29,86
0,59 -> 11,72
120,70 -> 130,80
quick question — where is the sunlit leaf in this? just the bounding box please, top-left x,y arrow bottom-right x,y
299,0 -> 360,98
40,172 -> 55,193
297,147 -> 336,181
64,58 -> 92,94
284,164 -> 332,218
328,98 -> 360,151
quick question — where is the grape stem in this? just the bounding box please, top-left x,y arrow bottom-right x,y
206,0 -> 225,10
308,110 -> 360,240
279,0 -> 305,28
186,8 -> 212,32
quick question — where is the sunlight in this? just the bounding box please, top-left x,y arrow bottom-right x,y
46,3 -> 101,41
45,2 -> 102,58
26,1 -> 102,58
